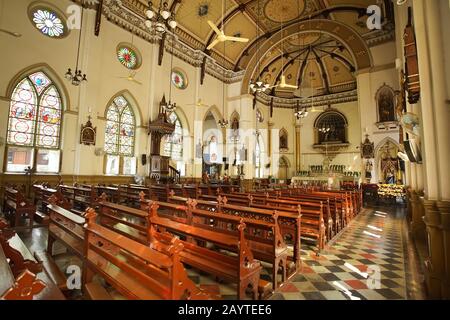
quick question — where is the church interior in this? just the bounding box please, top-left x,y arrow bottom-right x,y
0,0 -> 449,301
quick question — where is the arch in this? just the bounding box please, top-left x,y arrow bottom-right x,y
256,108 -> 265,123
375,83 -> 396,123
172,106 -> 191,136
162,111 -> 184,161
104,95 -> 136,156
6,69 -> 64,149
6,63 -> 70,112
104,90 -> 143,127
230,110 -> 240,122
314,109 -> 348,144
202,104 -> 223,123
375,137 -> 400,184
279,155 -> 291,168
313,109 -> 348,127
241,19 -> 373,94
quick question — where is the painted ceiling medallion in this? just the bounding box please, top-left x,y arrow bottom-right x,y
171,68 -> 188,90
264,0 -> 304,23
31,8 -> 66,38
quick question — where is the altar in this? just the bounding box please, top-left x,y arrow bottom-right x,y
291,175 -> 359,190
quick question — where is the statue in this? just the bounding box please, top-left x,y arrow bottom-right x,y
365,160 -> 373,181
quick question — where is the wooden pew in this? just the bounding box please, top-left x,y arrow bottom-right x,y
99,198 -> 263,299
149,185 -> 170,202
209,192 -> 324,252
58,185 -> 97,216
94,185 -> 120,204
3,187 -> 36,228
166,195 -> 302,269
47,196 -> 86,260
83,209 -> 215,300
147,203 -> 262,300
33,185 -> 71,225
0,219 -> 65,300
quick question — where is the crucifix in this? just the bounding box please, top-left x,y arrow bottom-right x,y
94,0 -> 104,37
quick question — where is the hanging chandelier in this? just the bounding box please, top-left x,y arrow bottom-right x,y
294,101 -> 308,119
145,0 -> 177,33
249,0 -> 270,94
65,1 -> 87,86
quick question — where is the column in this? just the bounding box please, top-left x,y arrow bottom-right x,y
413,0 -> 450,298
268,121 -> 274,177
295,123 -> 301,173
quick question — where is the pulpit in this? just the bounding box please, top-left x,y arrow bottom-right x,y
148,96 -> 175,182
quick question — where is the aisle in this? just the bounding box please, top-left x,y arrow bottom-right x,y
270,207 -> 426,300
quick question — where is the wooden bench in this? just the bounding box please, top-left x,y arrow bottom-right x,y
83,209 -> 215,300
58,185 -> 97,216
102,198 -> 266,298
47,199 -> 86,260
3,187 -> 35,228
33,185 -> 70,225
147,204 -> 262,300
167,195 -> 302,271
219,192 -> 326,252
0,219 -> 65,300
150,185 -> 170,202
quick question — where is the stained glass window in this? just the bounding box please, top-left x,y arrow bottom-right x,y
31,8 -> 66,38
117,46 -> 141,70
7,72 -> 62,149
163,112 -> 183,160
104,96 -> 136,156
171,69 -> 188,90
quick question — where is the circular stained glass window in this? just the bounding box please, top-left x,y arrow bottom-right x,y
116,44 -> 142,70
30,7 -> 67,38
171,69 -> 188,90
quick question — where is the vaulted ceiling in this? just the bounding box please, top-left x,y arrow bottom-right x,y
118,0 -> 395,98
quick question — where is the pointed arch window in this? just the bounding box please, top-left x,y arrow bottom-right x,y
163,112 -> 183,161
162,112 -> 185,176
104,95 -> 136,175
6,71 -> 63,173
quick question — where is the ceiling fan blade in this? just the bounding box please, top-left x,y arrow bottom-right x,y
207,20 -> 221,36
224,36 -> 249,43
0,29 -> 21,37
207,39 -> 220,50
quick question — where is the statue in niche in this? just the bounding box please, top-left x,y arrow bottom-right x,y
378,88 -> 396,123
365,160 -> 373,181
280,131 -> 288,150
231,118 -> 239,140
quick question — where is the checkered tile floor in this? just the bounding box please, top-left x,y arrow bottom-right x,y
14,206 -> 424,300
269,207 -> 412,300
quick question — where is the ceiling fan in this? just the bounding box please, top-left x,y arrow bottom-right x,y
117,71 -> 142,85
206,0 -> 248,51
0,29 -> 21,37
268,18 -> 297,90
187,98 -> 209,107
206,21 -> 249,50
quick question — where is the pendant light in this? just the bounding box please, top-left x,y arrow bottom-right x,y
65,0 -> 87,86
